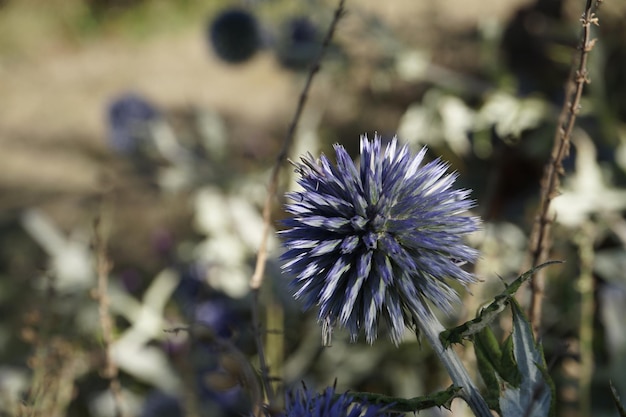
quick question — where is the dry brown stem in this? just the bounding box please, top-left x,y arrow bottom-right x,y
247,0 -> 346,410
526,0 -> 602,336
93,216 -> 125,417
249,0 -> 346,292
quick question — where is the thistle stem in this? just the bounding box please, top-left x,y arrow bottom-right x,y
414,302 -> 492,417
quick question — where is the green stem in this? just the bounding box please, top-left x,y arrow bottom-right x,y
414,302 -> 493,417
576,223 -> 594,417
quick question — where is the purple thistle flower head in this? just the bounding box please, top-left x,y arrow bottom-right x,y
277,386 -> 391,417
280,134 -> 480,345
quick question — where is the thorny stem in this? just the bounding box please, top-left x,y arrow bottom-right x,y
94,216 -> 125,417
414,302 -> 492,417
248,0 -> 346,409
526,0 -> 602,336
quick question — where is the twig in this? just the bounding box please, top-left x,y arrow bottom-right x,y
93,216 -> 125,417
250,0 -> 346,291
526,0 -> 602,336
248,0 -> 347,409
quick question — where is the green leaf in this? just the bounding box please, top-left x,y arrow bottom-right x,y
499,333 -> 522,387
348,385 -> 462,413
439,293 -> 509,347
440,261 -> 562,348
474,327 -> 503,411
499,300 -> 554,417
610,381 -> 626,417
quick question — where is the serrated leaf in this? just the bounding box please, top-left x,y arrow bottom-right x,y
499,301 -> 553,417
440,293 -> 509,347
349,385 -> 461,413
440,261 -> 562,347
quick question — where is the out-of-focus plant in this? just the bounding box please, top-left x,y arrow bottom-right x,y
275,16 -> 322,71
207,8 -> 262,64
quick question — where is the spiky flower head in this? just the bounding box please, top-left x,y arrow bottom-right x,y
277,386 -> 391,417
280,134 -> 480,344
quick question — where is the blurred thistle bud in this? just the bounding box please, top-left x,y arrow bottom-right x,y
275,16 -> 322,70
195,297 -> 237,339
140,391 -> 183,417
106,92 -> 159,154
208,8 -> 261,64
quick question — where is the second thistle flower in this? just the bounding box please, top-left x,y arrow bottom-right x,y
281,134 -> 480,344
278,386 -> 391,417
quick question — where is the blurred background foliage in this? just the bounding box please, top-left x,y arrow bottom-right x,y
1,0 -> 626,416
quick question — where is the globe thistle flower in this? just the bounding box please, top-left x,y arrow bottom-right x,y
281,134 -> 480,344
277,386 -> 391,417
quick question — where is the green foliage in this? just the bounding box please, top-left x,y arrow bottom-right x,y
348,385 -> 461,413
440,261 -> 562,348
497,300 -> 554,417
474,327 -> 520,411
499,334 -> 521,388
438,262 -> 561,416
471,302 -> 555,417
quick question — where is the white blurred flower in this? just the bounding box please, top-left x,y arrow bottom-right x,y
193,186 -> 278,298
476,92 -> 547,138
552,132 -> 626,227
110,268 -> 181,392
20,208 -> 94,293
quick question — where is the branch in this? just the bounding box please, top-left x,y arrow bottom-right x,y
526,0 -> 602,336
93,216 -> 125,417
249,0 -> 346,291
248,0 -> 347,408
